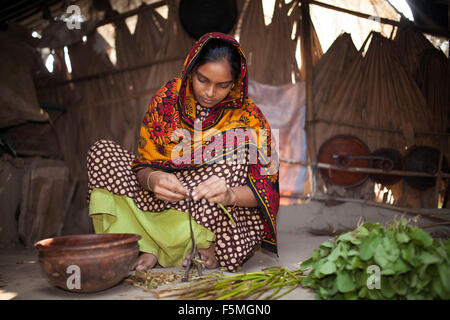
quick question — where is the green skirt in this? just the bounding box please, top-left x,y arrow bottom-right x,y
89,188 -> 216,267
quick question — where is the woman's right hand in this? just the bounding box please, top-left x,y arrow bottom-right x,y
139,169 -> 188,202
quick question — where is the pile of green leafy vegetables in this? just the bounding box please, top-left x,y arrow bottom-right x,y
300,219 -> 450,299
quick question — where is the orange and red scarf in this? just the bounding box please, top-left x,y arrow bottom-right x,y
131,33 -> 279,253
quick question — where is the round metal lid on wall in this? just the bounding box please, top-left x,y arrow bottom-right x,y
369,148 -> 404,186
179,0 -> 238,40
317,134 -> 371,188
403,146 -> 448,191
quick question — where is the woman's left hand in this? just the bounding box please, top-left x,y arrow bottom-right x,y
192,175 -> 236,206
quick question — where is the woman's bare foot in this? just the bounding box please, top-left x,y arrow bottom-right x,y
132,253 -> 157,271
183,243 -> 218,269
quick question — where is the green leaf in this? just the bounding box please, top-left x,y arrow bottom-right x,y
367,287 -> 383,300
343,291 -> 358,300
410,228 -> 433,248
320,240 -> 334,249
390,258 -> 410,274
312,249 -> 320,261
410,273 -> 418,288
406,292 -> 426,300
349,256 -> 365,270
319,260 -> 337,275
301,275 -> 314,288
319,286 -> 330,299
432,276 -> 446,299
301,219 -> 449,300
360,234 -> 381,261
328,242 -> 347,262
336,271 -> 356,293
300,257 -> 314,271
319,241 -> 333,258
337,232 -> 361,245
319,247 -> 331,258
395,232 -> 410,244
358,226 -> 370,237
381,277 -> 395,299
437,264 -> 450,292
401,242 -> 416,266
361,221 -> 380,231
313,259 -> 327,278
418,251 -> 441,265
417,265 -> 432,289
358,286 -> 369,299
380,268 -> 395,275
434,244 -> 447,260
391,276 -> 408,296
374,245 -> 389,268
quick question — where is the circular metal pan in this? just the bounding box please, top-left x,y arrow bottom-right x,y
317,134 -> 371,188
404,145 -> 448,191
369,148 -> 403,186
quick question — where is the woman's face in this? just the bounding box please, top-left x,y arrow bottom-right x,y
191,59 -> 235,108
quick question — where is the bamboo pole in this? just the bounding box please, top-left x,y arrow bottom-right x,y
300,0 -> 316,161
435,12 -> 450,206
310,119 -> 450,138
279,158 -> 450,179
435,16 -> 450,205
92,1 -> 167,30
38,56 -> 185,88
281,193 -> 450,222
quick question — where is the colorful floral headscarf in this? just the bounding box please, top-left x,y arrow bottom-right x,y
131,32 -> 280,254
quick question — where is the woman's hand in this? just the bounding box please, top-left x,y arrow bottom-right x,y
192,175 -> 236,206
138,169 -> 188,202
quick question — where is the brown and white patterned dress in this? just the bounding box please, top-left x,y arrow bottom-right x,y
87,104 -> 265,272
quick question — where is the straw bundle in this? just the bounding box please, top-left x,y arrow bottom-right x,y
416,48 -> 449,134
262,0 -> 298,85
238,0 -> 268,83
312,35 -> 366,152
361,32 -> 435,151
393,24 -> 437,81
291,1 -> 323,82
313,31 -> 437,156
313,32 -> 359,119
143,0 -> 193,94
134,7 -> 167,62
44,32 -> 119,178
68,32 -> 119,147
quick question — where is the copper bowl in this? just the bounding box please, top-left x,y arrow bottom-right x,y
35,233 -> 141,293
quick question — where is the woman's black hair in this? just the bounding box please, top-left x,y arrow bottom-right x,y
194,38 -> 241,81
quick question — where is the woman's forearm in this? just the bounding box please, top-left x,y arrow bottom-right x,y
229,185 -> 258,208
137,168 -> 156,191
138,168 -> 258,208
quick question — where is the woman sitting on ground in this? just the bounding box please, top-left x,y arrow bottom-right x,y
87,32 -> 279,272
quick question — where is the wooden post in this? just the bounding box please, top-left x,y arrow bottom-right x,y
437,10 -> 450,208
300,0 -> 316,160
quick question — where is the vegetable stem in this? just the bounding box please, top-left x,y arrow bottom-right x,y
218,202 -> 236,227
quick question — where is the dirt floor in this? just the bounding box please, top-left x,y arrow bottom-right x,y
1,200 -> 448,300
